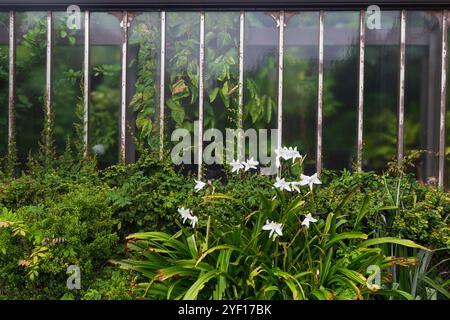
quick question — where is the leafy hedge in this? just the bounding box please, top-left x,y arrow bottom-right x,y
0,154 -> 448,299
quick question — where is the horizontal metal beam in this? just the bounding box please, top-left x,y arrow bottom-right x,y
0,0 -> 450,11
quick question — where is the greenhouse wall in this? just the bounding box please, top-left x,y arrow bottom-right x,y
0,0 -> 449,188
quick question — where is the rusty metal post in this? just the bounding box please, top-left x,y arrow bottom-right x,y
238,10 -> 245,161
439,10 -> 448,189
357,9 -> 366,171
317,10 -> 324,174
8,11 -> 16,153
159,11 -> 166,159
277,11 -> 285,152
397,9 -> 406,164
119,11 -> 130,164
45,11 -> 53,143
198,11 -> 205,179
84,11 -> 90,156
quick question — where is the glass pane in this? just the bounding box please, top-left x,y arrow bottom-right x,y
165,12 -> 200,175
53,11 -> 84,153
0,13 -> 8,157
323,11 -> 359,171
16,12 -> 46,165
90,12 -> 121,168
363,11 -> 400,172
446,15 -> 450,190
405,11 -> 442,184
244,12 -> 278,167
128,12 -> 161,158
204,12 -> 239,179
283,12 -> 318,174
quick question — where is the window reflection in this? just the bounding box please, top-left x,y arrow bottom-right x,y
446,15 -> 450,190
165,12 -> 200,176
283,12 -> 318,174
90,12 -> 121,168
15,12 -> 46,165
323,11 -> 359,171
244,12 -> 278,163
203,12 -> 239,179
128,13 -> 161,159
0,13 -> 8,157
405,11 -> 442,184
363,11 -> 400,172
52,11 -> 84,153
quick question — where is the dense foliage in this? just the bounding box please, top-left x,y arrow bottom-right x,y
0,147 -> 448,299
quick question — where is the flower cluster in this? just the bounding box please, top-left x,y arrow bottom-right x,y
230,157 -> 259,174
273,174 -> 321,193
178,207 -> 198,228
183,146 -> 321,238
274,146 -> 303,168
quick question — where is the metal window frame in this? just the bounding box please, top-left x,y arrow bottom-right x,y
1,5 -> 449,185
1,0 -> 450,10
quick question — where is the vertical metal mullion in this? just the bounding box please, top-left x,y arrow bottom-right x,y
45,11 -> 53,134
317,10 -> 324,174
120,11 -> 129,164
398,9 -> 406,164
159,11 -> 166,159
8,11 -> 16,153
277,11 -> 285,152
439,10 -> 448,189
83,11 -> 90,156
357,10 -> 366,171
238,11 -> 245,161
198,12 -> 205,179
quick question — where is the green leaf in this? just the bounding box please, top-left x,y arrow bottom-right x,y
209,87 -> 219,103
354,195 -> 370,228
359,237 -> 431,251
325,232 -> 368,248
421,275 -> 450,299
183,270 -> 218,300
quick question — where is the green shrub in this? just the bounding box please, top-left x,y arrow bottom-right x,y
0,184 -> 118,299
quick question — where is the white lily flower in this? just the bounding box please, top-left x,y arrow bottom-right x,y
178,207 -> 193,224
230,159 -> 244,173
302,213 -> 318,228
299,173 -> 322,190
290,181 -> 301,193
286,147 -> 302,163
274,177 -> 291,192
262,220 -> 283,239
190,215 -> 198,228
274,146 -> 303,167
274,147 -> 285,168
243,157 -> 259,172
178,207 -> 199,228
194,179 -> 206,193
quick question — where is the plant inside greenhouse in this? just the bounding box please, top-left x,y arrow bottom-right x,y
0,0 -> 448,310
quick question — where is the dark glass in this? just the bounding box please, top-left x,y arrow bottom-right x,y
323,11 -> 359,171
15,12 -> 46,165
283,12 -> 318,174
244,12 -> 278,163
446,15 -> 450,190
52,11 -> 84,153
0,13 -> 8,157
90,12 -> 121,168
128,12 -> 161,159
165,12 -> 200,175
404,11 -> 442,183
364,11 -> 400,172
204,12 -> 239,178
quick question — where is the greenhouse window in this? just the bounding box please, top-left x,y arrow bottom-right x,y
0,0 -> 449,189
